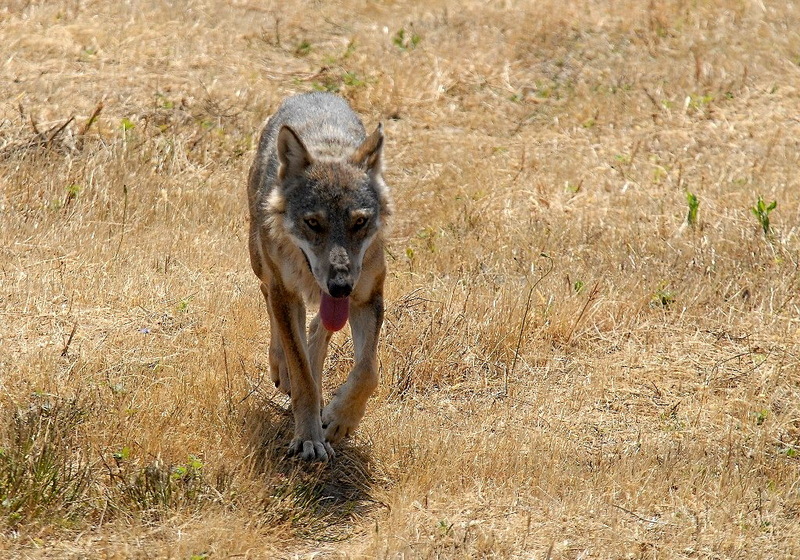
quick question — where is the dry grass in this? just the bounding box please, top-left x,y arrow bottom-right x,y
2,0 -> 800,557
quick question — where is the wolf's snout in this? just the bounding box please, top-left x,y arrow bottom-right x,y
327,247 -> 353,298
327,276 -> 353,298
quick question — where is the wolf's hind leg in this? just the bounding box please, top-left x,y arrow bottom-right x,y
261,283 -> 291,395
322,294 -> 383,443
269,331 -> 291,395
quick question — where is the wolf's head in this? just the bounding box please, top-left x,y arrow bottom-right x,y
268,123 -> 391,330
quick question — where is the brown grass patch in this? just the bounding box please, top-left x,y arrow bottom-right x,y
1,0 -> 799,557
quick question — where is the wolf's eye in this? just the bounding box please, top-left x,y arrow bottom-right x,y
305,217 -> 323,232
352,216 -> 368,230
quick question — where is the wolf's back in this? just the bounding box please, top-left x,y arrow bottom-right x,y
249,93 -> 368,217
270,93 -> 366,149
265,93 -> 365,171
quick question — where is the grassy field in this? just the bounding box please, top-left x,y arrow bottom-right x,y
2,0 -> 800,557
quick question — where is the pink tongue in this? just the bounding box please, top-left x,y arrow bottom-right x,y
320,291 -> 350,332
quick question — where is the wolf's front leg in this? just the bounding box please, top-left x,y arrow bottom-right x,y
268,283 -> 333,462
322,293 -> 383,443
307,313 -> 333,406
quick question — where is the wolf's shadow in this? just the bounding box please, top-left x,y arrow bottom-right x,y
240,395 -> 384,530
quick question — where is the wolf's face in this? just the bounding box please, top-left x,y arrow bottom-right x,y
272,124 -> 390,309
284,174 -> 381,299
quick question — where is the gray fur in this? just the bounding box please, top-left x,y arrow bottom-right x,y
249,93 -> 369,214
260,92 -> 367,161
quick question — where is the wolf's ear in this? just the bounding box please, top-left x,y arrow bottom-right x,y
277,125 -> 312,181
349,123 -> 384,176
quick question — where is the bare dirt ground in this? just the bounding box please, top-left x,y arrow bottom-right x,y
1,1 -> 799,558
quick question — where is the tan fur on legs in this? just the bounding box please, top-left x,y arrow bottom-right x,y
307,313 -> 332,407
266,278 -> 333,462
322,272 -> 384,443
261,283 -> 291,395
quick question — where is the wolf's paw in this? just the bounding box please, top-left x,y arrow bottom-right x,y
322,395 -> 366,444
287,438 -> 334,462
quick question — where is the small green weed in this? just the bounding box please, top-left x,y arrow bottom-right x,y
312,80 -> 340,93
342,72 -> 366,88
687,93 -> 714,111
651,287 -> 676,308
155,92 -> 174,109
686,191 -> 699,227
63,183 -> 82,209
565,181 -> 582,194
172,455 -> 203,481
393,27 -> 421,51
112,446 -> 131,464
295,40 -> 312,56
750,196 -> 777,237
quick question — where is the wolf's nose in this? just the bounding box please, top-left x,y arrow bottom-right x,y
327,278 -> 353,298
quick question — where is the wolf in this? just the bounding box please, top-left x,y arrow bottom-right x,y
247,92 -> 391,462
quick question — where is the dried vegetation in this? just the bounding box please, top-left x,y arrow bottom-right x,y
1,0 -> 799,558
